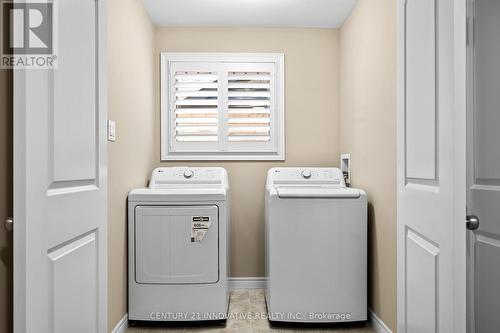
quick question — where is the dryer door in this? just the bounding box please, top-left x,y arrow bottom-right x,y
134,205 -> 219,284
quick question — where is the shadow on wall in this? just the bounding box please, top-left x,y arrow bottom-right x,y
0,68 -> 14,333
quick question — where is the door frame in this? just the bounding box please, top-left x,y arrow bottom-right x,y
396,0 -> 468,332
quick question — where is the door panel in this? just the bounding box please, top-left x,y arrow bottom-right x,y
405,0 -> 437,180
13,0 -> 107,332
406,228 -> 439,333
49,232 -> 97,333
474,0 -> 500,184
474,235 -> 500,333
52,0 -> 97,183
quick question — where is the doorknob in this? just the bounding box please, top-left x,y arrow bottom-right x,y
466,215 -> 479,230
4,217 -> 12,232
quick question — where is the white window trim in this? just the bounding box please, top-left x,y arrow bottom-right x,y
160,52 -> 285,161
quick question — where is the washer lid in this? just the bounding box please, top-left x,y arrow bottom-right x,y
275,186 -> 360,198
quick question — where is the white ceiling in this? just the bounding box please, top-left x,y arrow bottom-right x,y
142,0 -> 357,28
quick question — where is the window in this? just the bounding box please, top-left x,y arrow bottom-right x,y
161,53 -> 284,160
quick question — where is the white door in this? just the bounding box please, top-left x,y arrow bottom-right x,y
467,0 -> 500,332
397,0 -> 467,332
13,0 -> 107,332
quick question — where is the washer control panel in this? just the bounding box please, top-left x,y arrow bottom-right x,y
149,167 -> 227,189
267,168 -> 345,187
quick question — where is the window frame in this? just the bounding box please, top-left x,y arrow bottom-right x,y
160,52 -> 285,161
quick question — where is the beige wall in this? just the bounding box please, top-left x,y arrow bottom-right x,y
339,0 -> 397,331
155,28 -> 341,277
107,0 -> 155,330
0,69 -> 13,333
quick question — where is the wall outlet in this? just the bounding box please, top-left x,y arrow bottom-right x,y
340,153 -> 351,186
108,120 -> 116,142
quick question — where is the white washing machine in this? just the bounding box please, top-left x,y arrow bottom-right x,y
265,167 -> 367,323
128,167 -> 229,323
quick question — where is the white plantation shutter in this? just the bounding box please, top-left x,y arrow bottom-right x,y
227,72 -> 272,142
174,71 -> 219,142
162,53 -> 284,160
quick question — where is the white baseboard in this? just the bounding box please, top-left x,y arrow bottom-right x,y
368,308 -> 392,333
228,277 -> 267,289
111,314 -> 128,333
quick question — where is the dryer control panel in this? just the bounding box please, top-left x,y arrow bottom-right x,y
267,167 -> 345,187
149,167 -> 228,189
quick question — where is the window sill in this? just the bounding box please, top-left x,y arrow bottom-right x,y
160,153 -> 285,161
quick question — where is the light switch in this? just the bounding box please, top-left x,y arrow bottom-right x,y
108,120 -> 116,142
340,153 -> 351,187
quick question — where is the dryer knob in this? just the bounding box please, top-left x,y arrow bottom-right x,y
301,170 -> 312,179
184,170 -> 194,179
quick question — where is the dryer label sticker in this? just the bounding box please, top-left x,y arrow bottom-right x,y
191,216 -> 211,242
